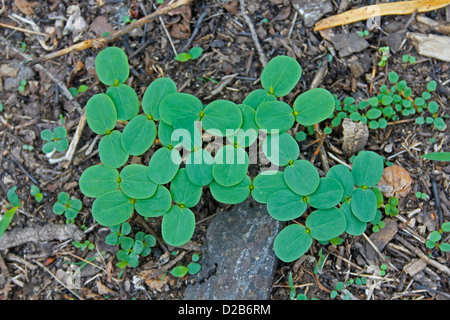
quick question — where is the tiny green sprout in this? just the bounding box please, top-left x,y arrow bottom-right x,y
30,185 -> 43,203
379,264 -> 388,276
170,265 -> 189,277
0,187 -> 21,239
0,103 -> 3,112
425,222 -> 450,252
18,79 -> 27,92
41,126 -> 69,154
72,240 -> 95,251
52,192 -> 83,222
105,222 -> 132,246
68,85 -> 89,97
174,47 -> 204,62
422,152 -> 450,162
402,54 -> 416,64
116,237 -> 143,269
378,46 -> 390,67
415,192 -> 427,200
358,30 -> 369,37
22,144 -> 34,151
20,41 -> 27,52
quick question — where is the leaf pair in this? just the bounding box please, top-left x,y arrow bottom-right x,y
52,192 -> 82,220
41,126 -> 68,154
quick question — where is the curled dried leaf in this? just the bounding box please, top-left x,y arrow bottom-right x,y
376,165 -> 412,198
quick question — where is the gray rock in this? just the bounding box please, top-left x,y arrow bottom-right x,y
184,199 -> 283,300
291,0 -> 333,28
4,62 -> 35,91
329,33 -> 370,57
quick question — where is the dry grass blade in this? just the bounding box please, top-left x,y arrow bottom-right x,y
28,0 -> 193,66
314,0 -> 450,31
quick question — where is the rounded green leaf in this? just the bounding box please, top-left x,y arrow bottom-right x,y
212,145 -> 249,187
85,94 -> 118,135
227,104 -> 258,148
134,186 -> 172,217
119,164 -> 157,199
242,89 -> 277,110
202,100 -> 242,137
41,129 -> 54,141
121,115 -> 156,156
351,151 -> 384,188
79,165 -> 120,198
366,108 -> 382,120
340,201 -> 366,236
350,187 -> 377,222
55,139 -> 68,152
267,189 -> 308,221
98,131 -> 129,168
172,117 -> 202,151
327,164 -> 354,200
306,208 -> 347,242
170,168 -> 202,208
52,202 -> 66,215
92,190 -> 134,227
171,265 -> 189,277
174,52 -> 191,62
187,262 -> 202,275
158,121 -> 179,148
185,148 -> 214,186
273,224 -> 313,263
293,88 -> 335,126
261,56 -> 302,97
53,126 -> 67,139
262,132 -> 299,166
95,47 -> 129,86
255,101 -> 295,133
147,147 -> 181,184
283,160 -> 320,196
188,47 -> 203,59
106,84 -> 140,121
159,92 -> 202,126
161,206 -> 196,247
251,171 -> 289,203
142,77 -> 177,120
42,141 -> 56,153
209,175 -> 251,204
422,152 -> 450,161
307,177 -> 343,209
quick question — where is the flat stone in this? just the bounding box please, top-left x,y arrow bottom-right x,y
3,63 -> 35,92
408,32 -> 450,62
329,33 -> 370,57
184,199 -> 283,300
291,0 -> 333,28
365,219 -> 398,261
403,259 -> 427,277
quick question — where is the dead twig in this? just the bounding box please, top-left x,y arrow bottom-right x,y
28,0 -> 193,66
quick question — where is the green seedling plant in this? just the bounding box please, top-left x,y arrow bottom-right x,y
402,54 -> 416,64
105,222 -> 132,246
426,222 -> 450,252
358,30 -> 369,37
0,187 -> 21,239
52,192 -> 82,223
331,71 -> 446,131
174,47 -> 203,62
79,46 -> 387,269
22,144 -> 34,151
170,253 -> 202,278
415,192 -> 428,201
18,80 -> 27,92
377,46 -> 390,67
30,185 -> 43,203
41,126 -> 69,154
69,85 -> 88,97
72,239 -> 95,251
422,152 -> 450,162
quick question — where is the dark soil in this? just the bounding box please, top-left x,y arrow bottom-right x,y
0,0 -> 449,301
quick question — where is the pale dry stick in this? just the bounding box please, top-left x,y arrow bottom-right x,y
154,3 -> 177,57
238,0 -> 267,67
33,260 -> 84,300
0,22 -> 50,36
361,233 -> 400,272
394,235 -> 450,277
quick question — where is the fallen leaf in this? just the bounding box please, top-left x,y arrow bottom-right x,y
14,0 -> 38,15
376,165 -> 412,198
143,276 -> 170,292
96,280 -> 116,295
314,0 -> 450,31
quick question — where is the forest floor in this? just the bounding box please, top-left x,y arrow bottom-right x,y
0,0 -> 449,301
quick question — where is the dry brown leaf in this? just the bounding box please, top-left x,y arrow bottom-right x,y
376,165 -> 412,198
314,0 -> 450,31
144,276 -> 170,292
14,0 -> 38,15
96,280 -> 116,295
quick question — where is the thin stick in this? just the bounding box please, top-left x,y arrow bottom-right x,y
28,0 -> 193,66
0,22 -> 50,36
362,233 -> 400,272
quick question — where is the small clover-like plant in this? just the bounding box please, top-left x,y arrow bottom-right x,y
415,192 -> 428,201
41,126 -> 69,154
358,30 -> 369,37
174,47 -> 203,62
72,240 -> 95,251
426,222 -> 450,252
377,46 -> 390,67
52,192 -> 82,223
402,54 -> 416,64
116,237 -> 142,269
105,222 -> 132,246
170,253 -> 202,278
69,85 -> 88,97
18,80 -> 27,92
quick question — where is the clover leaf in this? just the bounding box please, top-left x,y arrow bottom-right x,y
170,168 -> 203,208
283,160 -> 320,196
261,56 -> 302,97
95,46 -> 130,86
202,100 -> 243,137
267,189 -> 308,221
273,224 -> 313,263
212,145 -> 249,187
106,84 -> 139,121
161,205 -> 196,247
242,89 -> 277,110
293,88 -> 335,126
209,175 -> 252,204
79,165 -> 120,198
255,101 -> 295,133
121,114 -> 156,156
134,186 -> 172,218
142,77 -> 177,120
251,171 -> 288,204
41,126 -> 69,154
98,130 -> 129,168
85,94 -> 118,135
262,132 -> 299,167
92,190 -> 134,227
147,147 -> 181,184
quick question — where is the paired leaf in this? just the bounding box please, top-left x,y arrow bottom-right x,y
121,115 -> 156,156
305,208 -> 347,242
161,206 -> 196,247
350,187 -> 377,222
340,201 -> 366,236
119,164 -> 157,199
261,56 -> 302,97
185,148 -> 214,186
142,77 -> 177,120
85,94 -> 118,135
293,88 -> 335,126
98,131 -> 129,168
135,186 -> 172,218
92,190 -> 134,227
307,177 -> 343,209
242,89 -> 277,110
255,101 -> 295,133
267,189 -> 307,221
262,132 -> 299,166
209,175 -> 252,204
326,164 -> 354,201
212,145 -> 249,187
227,104 -> 258,148
79,165 -> 120,198
251,171 -> 288,204
147,147 -> 181,184
273,224 -> 313,263
202,100 -> 242,137
170,168 -> 203,208
106,84 -> 139,121
95,47 -> 129,86
351,151 -> 384,188
283,160 -> 320,196
159,92 -> 202,126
